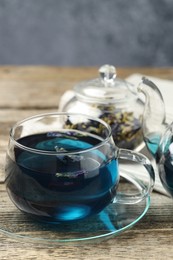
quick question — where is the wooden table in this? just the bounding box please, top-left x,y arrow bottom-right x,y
0,67 -> 173,260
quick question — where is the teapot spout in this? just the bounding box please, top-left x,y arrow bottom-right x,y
138,77 -> 167,157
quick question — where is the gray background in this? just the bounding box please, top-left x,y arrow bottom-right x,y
0,0 -> 173,66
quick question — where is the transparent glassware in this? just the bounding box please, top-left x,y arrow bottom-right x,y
138,77 -> 173,196
5,112 -> 154,224
60,65 -> 144,150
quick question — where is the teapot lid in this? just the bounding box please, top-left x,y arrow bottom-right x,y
74,64 -> 136,104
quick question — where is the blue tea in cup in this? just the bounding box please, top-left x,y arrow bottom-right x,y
5,113 -> 155,223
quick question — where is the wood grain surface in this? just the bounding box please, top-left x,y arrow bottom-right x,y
0,66 -> 173,260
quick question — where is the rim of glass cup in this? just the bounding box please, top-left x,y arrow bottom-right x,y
9,112 -> 114,156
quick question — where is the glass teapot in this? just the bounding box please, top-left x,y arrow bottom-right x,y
138,77 -> 173,196
59,64 -> 144,150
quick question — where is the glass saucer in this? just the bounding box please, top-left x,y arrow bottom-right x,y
0,174 -> 150,245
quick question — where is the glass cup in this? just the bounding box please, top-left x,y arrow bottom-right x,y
5,113 -> 155,223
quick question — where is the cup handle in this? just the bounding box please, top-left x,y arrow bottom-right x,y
114,149 -> 155,204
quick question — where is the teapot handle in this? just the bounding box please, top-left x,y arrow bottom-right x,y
114,149 -> 155,204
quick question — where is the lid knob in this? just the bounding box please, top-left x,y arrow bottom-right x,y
99,64 -> 117,87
